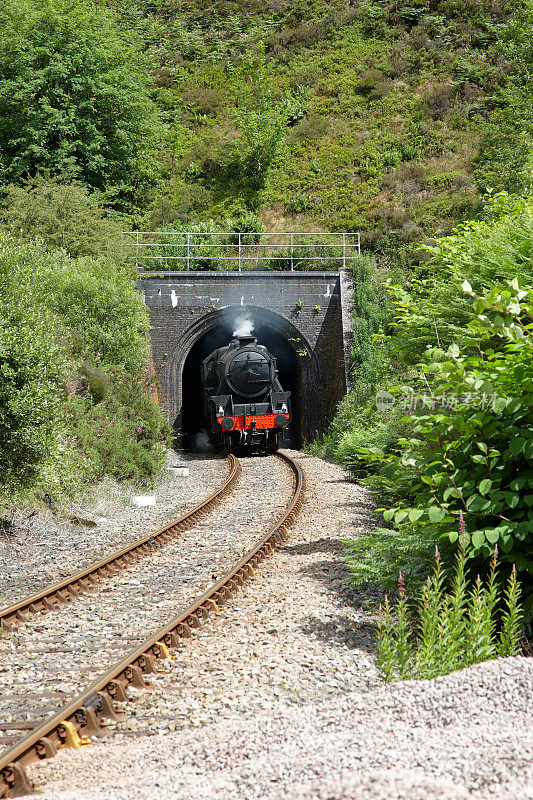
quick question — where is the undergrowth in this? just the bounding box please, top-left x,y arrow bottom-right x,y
378,532 -> 523,681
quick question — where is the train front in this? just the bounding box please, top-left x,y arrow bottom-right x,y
201,335 -> 291,454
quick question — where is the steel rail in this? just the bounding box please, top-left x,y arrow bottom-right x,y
0,455 -> 240,632
0,452 -> 304,798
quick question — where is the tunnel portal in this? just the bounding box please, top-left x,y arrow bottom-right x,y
181,314 -> 303,449
138,272 -> 353,448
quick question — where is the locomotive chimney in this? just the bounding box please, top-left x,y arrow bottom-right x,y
236,335 -> 256,347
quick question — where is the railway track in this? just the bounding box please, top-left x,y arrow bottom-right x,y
0,455 -> 240,633
0,452 -> 304,797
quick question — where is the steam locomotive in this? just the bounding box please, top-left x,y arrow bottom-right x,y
201,335 -> 291,454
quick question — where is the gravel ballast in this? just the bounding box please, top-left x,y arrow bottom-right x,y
0,456 -> 291,749
25,658 -> 532,800
6,450 -> 530,799
0,452 -> 225,605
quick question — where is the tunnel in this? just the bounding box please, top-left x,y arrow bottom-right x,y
180,308 -> 304,451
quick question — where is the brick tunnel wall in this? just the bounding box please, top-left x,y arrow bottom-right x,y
138,271 -> 353,445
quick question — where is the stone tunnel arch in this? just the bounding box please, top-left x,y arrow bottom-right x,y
167,305 -> 316,449
139,271 -> 352,450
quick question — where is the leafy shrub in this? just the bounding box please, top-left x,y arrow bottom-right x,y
382,149 -> 402,167
289,113 -> 330,141
351,255 -> 389,375
226,210 -> 264,245
373,282 -> 533,618
284,193 -> 312,214
69,369 -> 169,482
377,541 -> 523,681
0,175 -> 124,260
389,195 -> 533,364
0,236 -> 169,501
355,69 -> 386,97
0,239 -> 69,497
263,244 -> 343,270
182,86 -> 224,118
282,85 -> 311,125
82,364 -> 111,404
400,143 -> 421,161
38,256 -> 151,373
140,222 -> 223,271
233,96 -> 288,192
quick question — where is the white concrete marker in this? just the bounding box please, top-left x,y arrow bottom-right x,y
132,495 -> 156,507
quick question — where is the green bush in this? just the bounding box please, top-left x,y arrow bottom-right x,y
0,0 -> 160,199
34,254 -> 149,373
226,210 -> 264,245
0,176 -> 125,260
389,195 -> 533,364
0,240 -> 69,497
373,282 -> 533,617
0,236 -> 169,501
149,222 -> 223,271
69,369 -> 169,482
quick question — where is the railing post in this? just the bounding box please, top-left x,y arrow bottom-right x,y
290,233 -> 294,271
187,232 -> 190,271
238,232 -> 241,273
357,232 -> 361,256
135,231 -> 139,270
342,232 -> 346,269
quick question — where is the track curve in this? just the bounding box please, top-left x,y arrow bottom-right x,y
0,452 -> 305,797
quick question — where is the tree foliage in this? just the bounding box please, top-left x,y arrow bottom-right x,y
0,175 -> 124,259
380,283 -> 533,578
0,236 -> 169,501
0,0 -> 161,199
388,195 -> 533,364
0,241 -> 68,496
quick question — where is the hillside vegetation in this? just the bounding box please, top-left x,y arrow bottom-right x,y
0,235 -> 170,503
115,0 -> 532,265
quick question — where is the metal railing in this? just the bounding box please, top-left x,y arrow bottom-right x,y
122,231 -> 361,272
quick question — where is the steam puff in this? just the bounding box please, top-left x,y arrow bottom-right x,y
192,430 -> 214,452
232,314 -> 254,337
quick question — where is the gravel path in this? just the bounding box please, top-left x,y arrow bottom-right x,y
0,456 -> 291,753
24,658 -> 533,800
0,452 -> 225,606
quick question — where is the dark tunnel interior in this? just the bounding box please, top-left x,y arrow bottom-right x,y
180,316 -> 303,451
